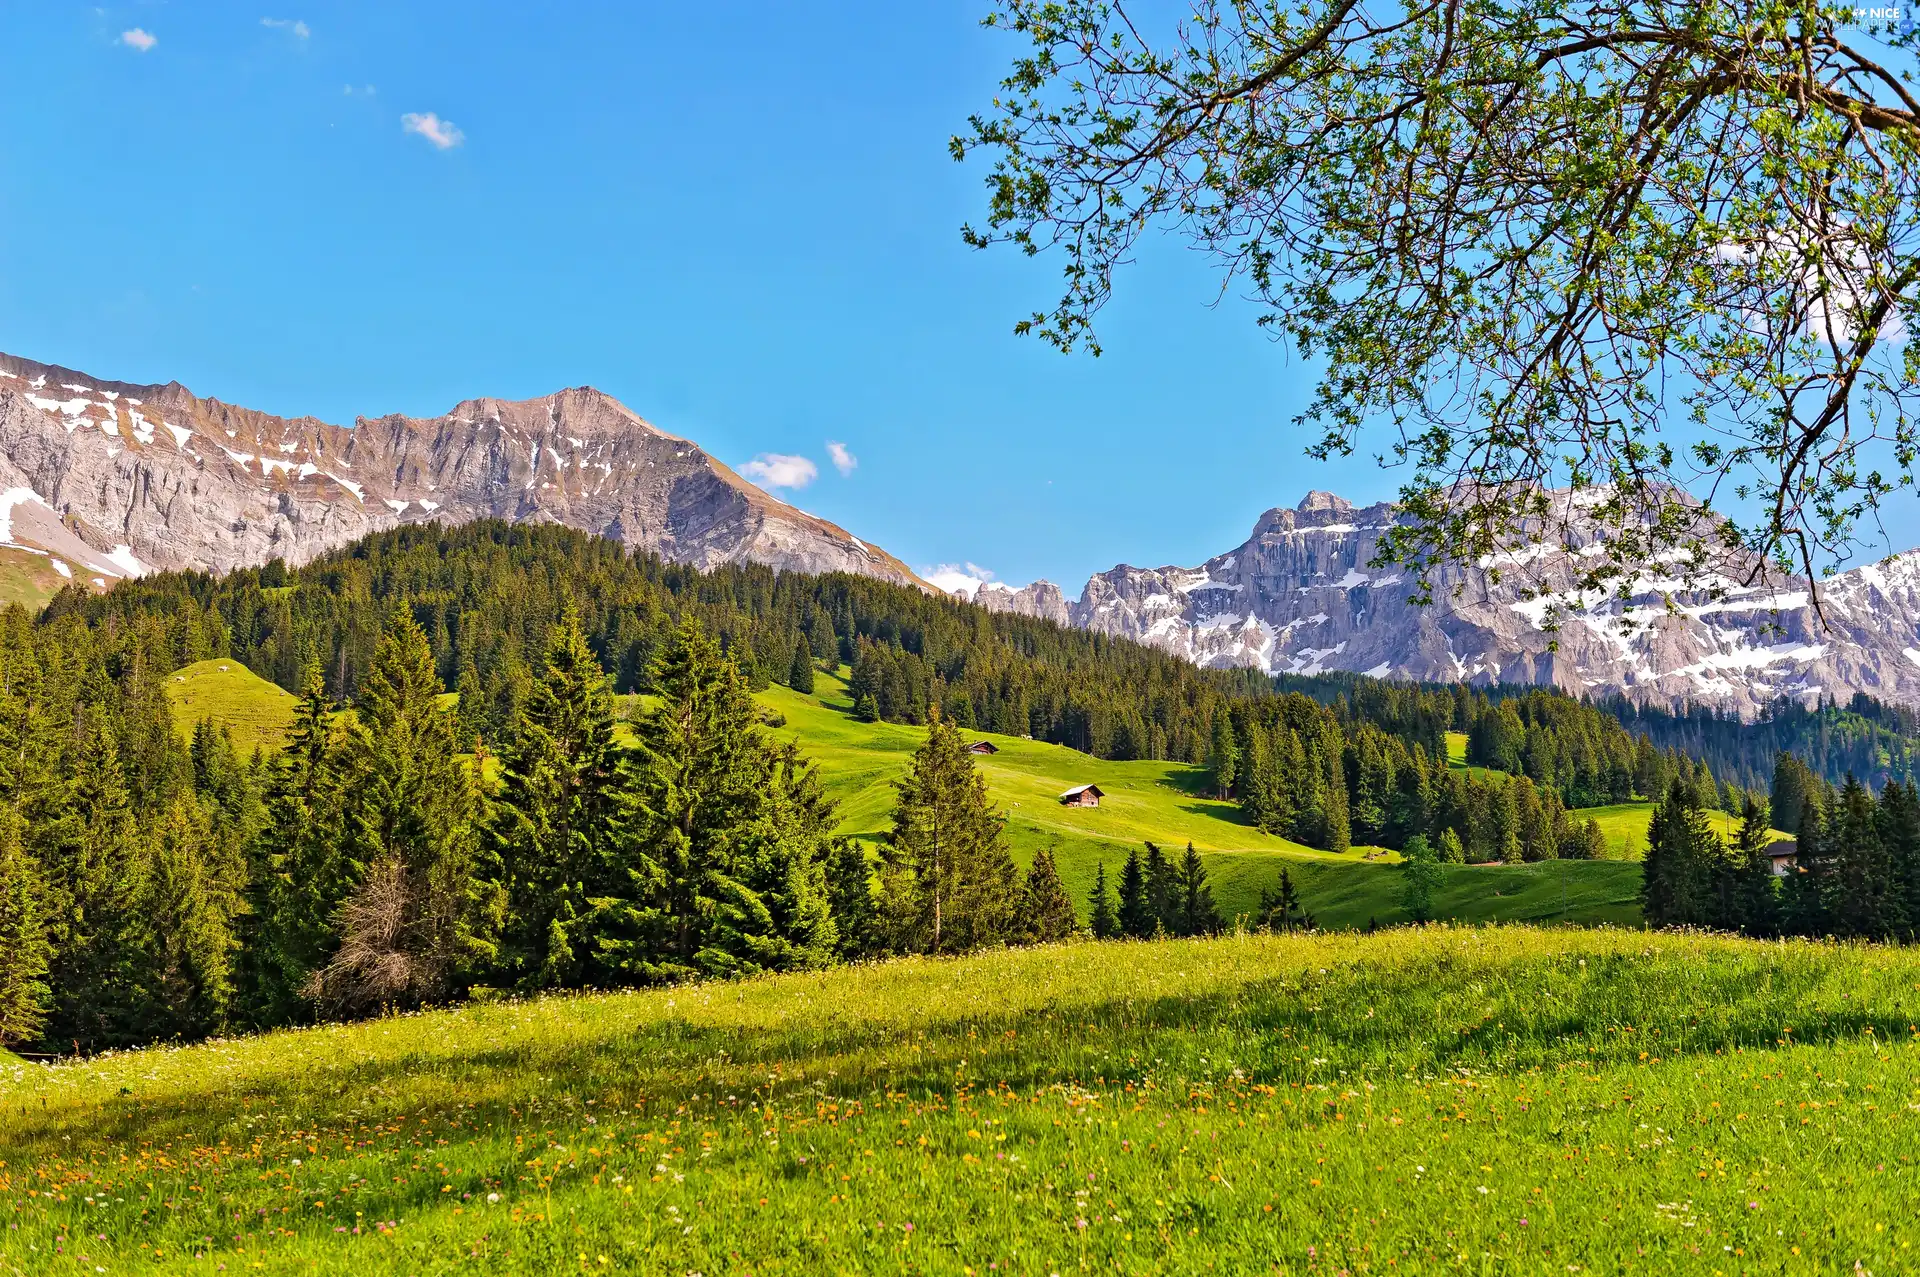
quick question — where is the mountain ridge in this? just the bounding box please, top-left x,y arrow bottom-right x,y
952,489 -> 1920,717
0,350 -> 923,590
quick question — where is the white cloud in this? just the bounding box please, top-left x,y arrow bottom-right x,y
343,83 -> 376,96
120,28 -> 157,52
739,453 -> 818,491
923,562 -> 999,598
261,17 -> 310,37
401,111 -> 464,150
826,440 -> 857,476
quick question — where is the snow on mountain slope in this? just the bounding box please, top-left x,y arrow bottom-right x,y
956,490 -> 1920,716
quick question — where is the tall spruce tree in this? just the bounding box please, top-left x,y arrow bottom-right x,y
1830,775 -> 1899,939
1174,842 -> 1221,936
612,617 -> 838,980
1641,779 -> 1720,927
0,805 -> 51,1047
1878,780 -> 1920,943
881,709 -> 1018,953
242,664 -> 347,1026
1398,833 -> 1442,924
1086,861 -> 1120,939
788,637 -> 816,695
493,608 -> 630,991
310,606 -> 502,1013
1115,848 -> 1153,938
824,838 -> 882,959
1782,786 -> 1833,936
1207,714 -> 1238,798
1020,845 -> 1078,942
137,798 -> 241,1039
1142,842 -> 1179,935
42,722 -> 148,1052
1730,796 -> 1779,936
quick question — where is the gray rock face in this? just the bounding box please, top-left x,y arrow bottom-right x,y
0,353 -> 923,588
960,490 -> 1920,716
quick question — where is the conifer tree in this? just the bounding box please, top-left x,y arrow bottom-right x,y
453,650 -> 487,752
1436,827 -> 1466,864
1142,842 -> 1179,935
311,606 -> 501,1013
1207,714 -> 1238,798
1398,833 -> 1442,924
1830,774 -> 1898,939
1730,796 -> 1778,936
1877,780 -> 1920,942
0,805 -> 51,1047
1641,779 -> 1718,926
881,710 -> 1018,953
1771,753 -> 1818,836
1115,848 -> 1153,938
42,722 -> 149,1052
138,798 -> 240,1039
1086,861 -> 1120,939
1781,787 -> 1832,936
722,744 -> 839,971
788,636 -> 816,695
1256,869 -> 1314,933
1174,842 -> 1221,936
613,618 -> 839,979
1020,845 -> 1078,942
824,838 -> 882,959
242,664 -> 346,1026
494,608 -> 630,990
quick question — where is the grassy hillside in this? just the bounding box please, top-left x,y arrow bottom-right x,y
161,660 -> 1643,928
744,671 -> 1645,929
0,546 -> 76,612
163,658 -> 300,756
3,927 -> 1913,1274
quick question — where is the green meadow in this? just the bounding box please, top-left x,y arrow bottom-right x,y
163,659 -> 301,757
162,660 -> 1650,929
4,926 -> 1917,1274
743,672 -> 1645,929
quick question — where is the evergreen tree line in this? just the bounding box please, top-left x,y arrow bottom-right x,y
1210,699 -> 1614,858
0,594 -> 1113,1053
57,523 -> 1719,805
53,521 -> 1289,768
1595,691 -> 1917,793
1082,842 -> 1222,940
1641,752 -> 1920,940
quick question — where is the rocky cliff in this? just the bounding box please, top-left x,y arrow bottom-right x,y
0,352 -> 922,588
954,490 -> 1920,716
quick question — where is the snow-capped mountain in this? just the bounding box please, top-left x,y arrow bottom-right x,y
951,490 -> 1920,715
0,352 -> 922,589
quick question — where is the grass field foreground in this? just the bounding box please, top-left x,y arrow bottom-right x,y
3,926 -> 1917,1274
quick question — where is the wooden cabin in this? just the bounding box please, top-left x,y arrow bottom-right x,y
1059,784 -> 1104,808
966,740 -> 999,755
1766,839 -> 1799,877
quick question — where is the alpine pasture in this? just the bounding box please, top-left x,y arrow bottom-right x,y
4,927 -> 1916,1273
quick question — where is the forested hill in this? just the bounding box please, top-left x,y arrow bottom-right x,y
50,520 -> 1915,798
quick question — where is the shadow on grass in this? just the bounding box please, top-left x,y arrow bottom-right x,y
5,941 -> 1892,1183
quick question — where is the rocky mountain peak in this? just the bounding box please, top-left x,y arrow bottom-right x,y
947,486 -> 1920,717
0,351 -> 924,591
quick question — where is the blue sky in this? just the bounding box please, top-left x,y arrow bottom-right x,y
2,4 -> 1912,593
